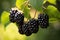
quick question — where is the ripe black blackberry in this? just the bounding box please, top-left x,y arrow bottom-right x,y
9,10 -> 18,22
18,25 -> 24,34
28,19 -> 39,33
15,12 -> 24,25
22,23 -> 32,36
38,13 -> 49,28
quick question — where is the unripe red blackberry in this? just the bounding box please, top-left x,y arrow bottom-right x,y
22,23 -> 32,36
38,13 -> 49,28
28,19 -> 39,33
9,9 -> 17,22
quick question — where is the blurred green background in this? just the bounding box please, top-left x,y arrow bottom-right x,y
0,0 -> 60,40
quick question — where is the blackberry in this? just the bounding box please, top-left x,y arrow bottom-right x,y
28,19 -> 39,33
38,13 -> 49,28
22,23 -> 32,36
9,10 -> 18,22
15,12 -> 24,25
18,25 -> 24,34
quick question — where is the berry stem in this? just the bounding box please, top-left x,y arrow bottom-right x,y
23,0 -> 29,7
22,0 -> 30,21
43,1 -> 56,9
33,10 -> 37,18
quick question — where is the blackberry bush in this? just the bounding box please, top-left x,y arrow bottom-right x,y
22,23 -> 32,36
28,19 -> 39,33
38,13 -> 49,28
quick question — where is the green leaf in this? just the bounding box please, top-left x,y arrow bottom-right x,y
16,0 -> 27,9
44,5 -> 60,19
47,0 -> 56,4
1,11 -> 10,26
29,0 -> 44,11
21,5 -> 31,19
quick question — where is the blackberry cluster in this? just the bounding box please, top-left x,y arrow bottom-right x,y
28,19 -> 39,33
22,23 -> 32,36
9,9 -> 24,26
9,8 -> 49,36
38,13 -> 49,28
18,19 -> 39,36
15,12 -> 24,25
